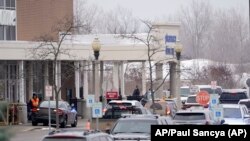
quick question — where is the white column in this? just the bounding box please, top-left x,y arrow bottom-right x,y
141,61 -> 146,96
19,61 -> 25,103
112,62 -> 119,91
75,61 -> 80,98
44,61 -> 49,100
155,63 -> 163,99
55,61 -> 61,100
28,62 -> 33,99
120,61 -> 125,98
94,61 -> 100,102
83,61 -> 89,99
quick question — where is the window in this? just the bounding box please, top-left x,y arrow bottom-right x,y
0,25 -> 4,40
5,0 -> 15,10
174,113 -> 206,120
6,26 -> 15,40
0,0 -> 4,9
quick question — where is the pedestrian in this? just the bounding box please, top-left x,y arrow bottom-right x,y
29,93 -> 40,113
132,85 -> 140,96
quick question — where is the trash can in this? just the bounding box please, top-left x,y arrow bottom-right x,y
17,103 -> 27,124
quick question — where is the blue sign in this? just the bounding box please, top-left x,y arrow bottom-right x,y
165,47 -> 174,55
92,102 -> 102,118
165,35 -> 176,43
212,99 -> 216,104
215,111 -> 221,117
87,95 -> 95,107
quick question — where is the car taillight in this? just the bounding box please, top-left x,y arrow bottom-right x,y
103,108 -> 107,113
54,109 -> 63,115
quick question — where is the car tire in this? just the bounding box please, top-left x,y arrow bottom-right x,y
60,117 -> 67,128
43,122 -> 48,126
71,116 -> 77,127
32,121 -> 38,126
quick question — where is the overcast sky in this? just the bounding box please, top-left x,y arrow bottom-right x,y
88,0 -> 248,20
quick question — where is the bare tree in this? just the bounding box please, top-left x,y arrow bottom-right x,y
31,16 -> 86,129
95,6 -> 140,34
179,0 -> 213,59
120,21 -> 170,113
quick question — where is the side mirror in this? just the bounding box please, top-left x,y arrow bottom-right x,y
105,129 -> 111,134
220,119 -> 225,125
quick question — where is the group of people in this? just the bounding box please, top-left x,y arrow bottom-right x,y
132,85 -> 152,99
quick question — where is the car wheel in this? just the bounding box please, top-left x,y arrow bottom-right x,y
60,117 -> 67,128
32,121 -> 38,126
71,116 -> 77,127
43,122 -> 48,126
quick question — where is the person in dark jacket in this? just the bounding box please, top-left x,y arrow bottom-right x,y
132,85 -> 140,96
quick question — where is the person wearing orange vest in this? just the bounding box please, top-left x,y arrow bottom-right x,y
30,93 -> 40,112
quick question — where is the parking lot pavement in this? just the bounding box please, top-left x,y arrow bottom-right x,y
2,117 -> 89,133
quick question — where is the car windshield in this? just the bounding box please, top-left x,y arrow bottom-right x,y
103,108 -> 141,119
220,92 -> 247,104
112,120 -> 157,134
200,88 -> 213,94
223,108 -> 242,118
186,96 -> 197,103
174,113 -> 206,120
180,88 -> 190,97
40,101 -> 64,108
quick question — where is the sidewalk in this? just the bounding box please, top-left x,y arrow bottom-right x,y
2,117 -> 89,133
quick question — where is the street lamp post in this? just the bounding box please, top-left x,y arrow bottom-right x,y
175,41 -> 183,110
92,38 -> 101,130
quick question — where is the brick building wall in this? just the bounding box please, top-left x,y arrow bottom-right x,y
16,0 -> 73,41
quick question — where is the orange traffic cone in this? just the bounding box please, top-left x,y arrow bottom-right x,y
86,119 -> 91,130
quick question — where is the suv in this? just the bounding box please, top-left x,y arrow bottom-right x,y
108,115 -> 171,140
173,108 -> 219,125
219,89 -> 248,104
42,129 -> 114,141
102,100 -> 149,119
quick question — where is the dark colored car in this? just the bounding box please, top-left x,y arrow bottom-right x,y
32,100 -> 77,128
107,115 -> 171,141
219,89 -> 248,104
42,129 -> 114,141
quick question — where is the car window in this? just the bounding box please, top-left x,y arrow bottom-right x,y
112,120 -> 157,134
103,108 -> 141,119
223,108 -> 242,118
40,101 -> 63,108
42,137 -> 86,141
186,96 -> 197,103
200,88 -> 213,94
174,113 -> 206,120
180,88 -> 190,97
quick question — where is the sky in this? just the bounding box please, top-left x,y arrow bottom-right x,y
87,0 -> 249,20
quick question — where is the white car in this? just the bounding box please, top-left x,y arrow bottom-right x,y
222,104 -> 250,125
238,99 -> 250,113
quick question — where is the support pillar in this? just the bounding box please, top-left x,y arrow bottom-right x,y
75,61 -> 80,98
169,62 -> 176,98
94,61 -> 100,102
19,61 -> 25,104
119,61 -> 125,99
28,62 -> 33,99
141,61 -> 146,96
155,63 -> 163,99
112,62 -> 119,91
44,61 -> 49,100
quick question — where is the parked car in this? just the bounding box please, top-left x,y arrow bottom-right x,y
42,129 -> 114,141
219,89 -> 248,104
107,114 -> 171,141
32,100 -> 77,128
190,85 -> 222,95
238,99 -> 250,113
173,108 -> 220,125
102,100 -> 150,119
222,104 -> 250,125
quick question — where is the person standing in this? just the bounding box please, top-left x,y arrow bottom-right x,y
132,85 -> 140,96
29,93 -> 40,113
